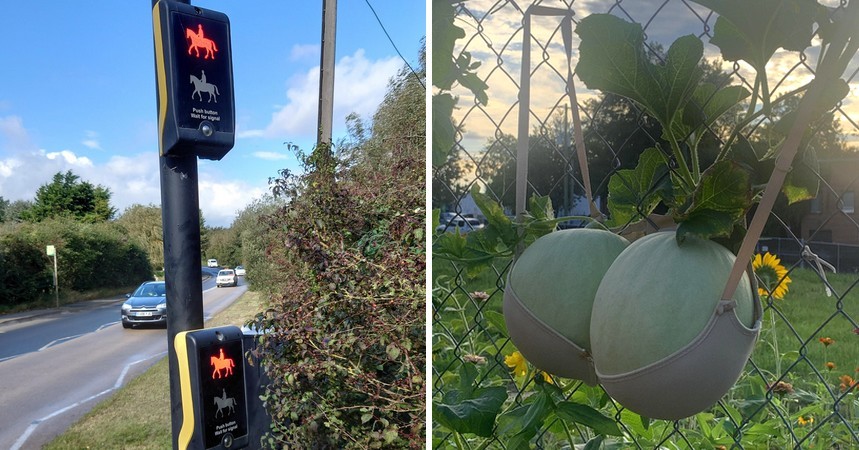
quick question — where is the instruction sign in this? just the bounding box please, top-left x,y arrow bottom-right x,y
175,326 -> 249,450
153,1 -> 235,160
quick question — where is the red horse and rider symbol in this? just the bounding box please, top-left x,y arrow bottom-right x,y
186,24 -> 218,60
210,348 -> 235,379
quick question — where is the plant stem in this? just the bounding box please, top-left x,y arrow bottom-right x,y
667,137 -> 695,188
771,308 -> 781,377
561,418 -> 579,448
453,431 -> 470,450
718,83 -> 810,162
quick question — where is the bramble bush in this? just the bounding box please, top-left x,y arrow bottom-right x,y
250,47 -> 425,449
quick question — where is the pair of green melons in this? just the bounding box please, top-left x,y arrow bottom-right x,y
504,228 -> 758,419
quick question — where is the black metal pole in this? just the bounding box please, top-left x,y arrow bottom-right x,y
160,153 -> 204,450
151,1 -> 203,449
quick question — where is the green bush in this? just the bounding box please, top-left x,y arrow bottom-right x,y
0,219 -> 152,305
0,233 -> 53,307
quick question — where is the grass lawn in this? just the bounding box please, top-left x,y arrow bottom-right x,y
750,267 -> 859,381
43,290 -> 267,450
433,256 -> 859,382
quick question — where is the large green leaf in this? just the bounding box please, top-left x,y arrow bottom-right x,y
555,401 -> 623,436
680,84 -> 750,137
674,161 -> 750,243
432,0 -> 464,90
471,187 -> 516,247
691,0 -> 821,71
782,145 -> 819,204
576,14 -> 703,129
607,147 -> 669,227
773,79 -> 850,136
687,160 -> 752,214
433,386 -> 507,437
433,364 -> 507,437
432,94 -> 457,167
676,208 -> 737,243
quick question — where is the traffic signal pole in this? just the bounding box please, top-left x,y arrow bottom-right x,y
152,1 -> 204,448
161,152 -> 204,449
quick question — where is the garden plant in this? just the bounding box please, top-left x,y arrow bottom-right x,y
433,0 -> 859,448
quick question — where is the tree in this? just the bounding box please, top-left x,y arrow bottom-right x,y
0,196 -> 8,222
22,171 -> 116,223
205,227 -> 239,267
478,52 -> 737,216
749,94 -> 850,236
4,200 -> 32,223
116,204 -> 164,271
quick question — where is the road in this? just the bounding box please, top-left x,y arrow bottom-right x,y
0,269 -> 247,450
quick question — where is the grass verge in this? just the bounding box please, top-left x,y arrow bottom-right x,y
43,289 -> 267,450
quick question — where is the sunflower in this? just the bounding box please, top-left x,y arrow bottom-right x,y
753,252 -> 792,299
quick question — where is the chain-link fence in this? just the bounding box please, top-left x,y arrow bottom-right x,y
433,1 -> 859,448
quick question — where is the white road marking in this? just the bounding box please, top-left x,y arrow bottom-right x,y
38,333 -> 85,351
97,321 -> 119,331
8,284 -> 231,449
11,351 -> 168,450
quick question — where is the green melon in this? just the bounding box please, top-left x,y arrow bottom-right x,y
590,231 -> 760,419
504,228 -> 629,382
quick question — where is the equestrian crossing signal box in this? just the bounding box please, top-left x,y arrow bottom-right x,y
153,1 -> 235,160
175,326 -> 249,450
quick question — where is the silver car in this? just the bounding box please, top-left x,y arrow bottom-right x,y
121,281 -> 167,329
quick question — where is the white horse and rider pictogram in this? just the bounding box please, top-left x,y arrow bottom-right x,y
213,388 -> 237,418
190,70 -> 219,103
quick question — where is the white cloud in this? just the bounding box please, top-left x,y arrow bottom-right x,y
252,151 -> 289,161
45,150 -> 94,167
0,115 -> 35,151
82,131 -> 101,150
290,44 -> 319,61
81,140 -> 100,150
0,116 -> 263,227
245,49 -> 401,140
197,176 -> 268,227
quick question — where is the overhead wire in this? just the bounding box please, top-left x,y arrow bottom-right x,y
363,0 -> 426,89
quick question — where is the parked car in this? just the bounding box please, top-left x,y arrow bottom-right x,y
216,269 -> 238,287
435,217 -> 484,234
207,259 -> 219,268
234,265 -> 246,276
121,281 -> 167,329
439,212 -> 457,224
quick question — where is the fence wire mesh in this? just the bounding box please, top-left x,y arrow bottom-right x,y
432,0 -> 859,448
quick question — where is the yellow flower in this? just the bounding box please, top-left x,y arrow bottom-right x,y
541,371 -> 554,384
753,252 -> 792,299
797,415 -> 814,426
505,351 -> 527,377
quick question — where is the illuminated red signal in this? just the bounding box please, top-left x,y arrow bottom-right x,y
210,347 -> 235,379
186,24 -> 219,59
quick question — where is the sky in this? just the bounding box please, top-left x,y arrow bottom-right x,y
449,0 -> 859,159
0,1 -> 426,227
